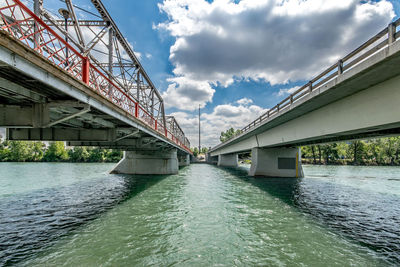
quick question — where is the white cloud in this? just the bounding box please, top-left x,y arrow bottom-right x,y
172,98 -> 267,147
236,97 -> 253,106
157,0 -> 395,110
276,86 -> 301,97
162,76 -> 215,110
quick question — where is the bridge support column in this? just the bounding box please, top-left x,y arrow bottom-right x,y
206,153 -> 218,164
218,153 -> 238,167
111,149 -> 178,175
179,154 -> 190,167
249,147 -> 303,178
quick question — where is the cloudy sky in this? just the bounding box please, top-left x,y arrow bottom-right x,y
42,0 -> 399,148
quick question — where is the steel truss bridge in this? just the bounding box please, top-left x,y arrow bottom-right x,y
0,0 -> 192,173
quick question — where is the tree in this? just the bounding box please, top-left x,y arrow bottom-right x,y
105,149 -> 123,162
201,147 -> 209,154
8,141 -> 31,162
0,140 -> 10,161
321,143 -> 340,164
220,128 -> 241,142
191,147 -> 199,157
30,141 -> 45,161
381,137 -> 400,165
348,140 -> 366,165
43,142 -> 69,162
317,145 -> 322,164
87,147 -> 105,162
68,146 -> 89,162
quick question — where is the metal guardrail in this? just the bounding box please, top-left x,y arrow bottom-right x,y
0,0 -> 191,153
213,18 -> 400,151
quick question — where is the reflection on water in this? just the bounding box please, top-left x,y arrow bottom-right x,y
0,163 -> 399,266
0,163 -> 166,266
235,164 -> 400,264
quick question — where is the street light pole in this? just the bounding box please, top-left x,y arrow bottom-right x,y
198,104 -> 201,155
58,8 -> 70,66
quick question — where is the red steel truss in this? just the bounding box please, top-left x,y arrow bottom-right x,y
0,0 -> 191,153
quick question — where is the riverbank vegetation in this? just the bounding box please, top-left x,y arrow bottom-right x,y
301,137 -> 400,166
191,147 -> 208,157
2,136 -> 400,166
0,140 -> 122,163
219,129 -> 400,166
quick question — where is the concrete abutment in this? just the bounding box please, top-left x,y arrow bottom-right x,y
111,149 -> 179,174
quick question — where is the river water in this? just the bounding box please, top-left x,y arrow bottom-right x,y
0,162 -> 399,266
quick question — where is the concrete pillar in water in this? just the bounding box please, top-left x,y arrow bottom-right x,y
178,154 -> 190,167
249,147 -> 303,178
111,149 -> 178,174
217,153 -> 238,167
206,153 -> 218,165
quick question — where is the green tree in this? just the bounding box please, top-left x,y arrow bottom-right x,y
87,147 -> 105,162
8,141 -> 31,162
43,141 -> 69,162
191,147 -> 199,157
348,141 -> 366,165
378,137 -> 400,165
220,128 -> 241,142
30,141 -> 45,161
336,143 -> 348,160
105,149 -> 123,162
321,143 -> 340,164
0,140 -> 10,161
68,146 -> 89,162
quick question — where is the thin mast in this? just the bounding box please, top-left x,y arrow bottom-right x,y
198,105 -> 201,154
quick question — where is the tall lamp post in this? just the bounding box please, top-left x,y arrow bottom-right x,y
58,8 -> 70,66
198,105 -> 201,155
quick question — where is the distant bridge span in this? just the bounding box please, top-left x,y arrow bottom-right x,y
0,0 -> 192,174
209,19 -> 400,177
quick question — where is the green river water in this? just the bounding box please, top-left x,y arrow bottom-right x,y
0,163 -> 399,266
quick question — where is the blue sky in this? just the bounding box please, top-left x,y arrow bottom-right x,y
41,0 -> 399,147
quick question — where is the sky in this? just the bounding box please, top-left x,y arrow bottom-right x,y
17,0 -> 400,148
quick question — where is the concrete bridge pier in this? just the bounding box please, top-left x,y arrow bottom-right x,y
206,153 -> 218,165
249,147 -> 303,178
178,154 -> 190,167
111,149 -> 178,175
218,153 -> 238,167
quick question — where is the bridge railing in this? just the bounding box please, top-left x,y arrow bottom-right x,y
0,0 -> 191,153
217,18 -> 400,148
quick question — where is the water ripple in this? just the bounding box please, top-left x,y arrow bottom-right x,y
0,163 -> 399,266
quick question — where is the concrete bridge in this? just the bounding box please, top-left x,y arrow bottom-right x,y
209,19 -> 400,178
0,0 -> 191,174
